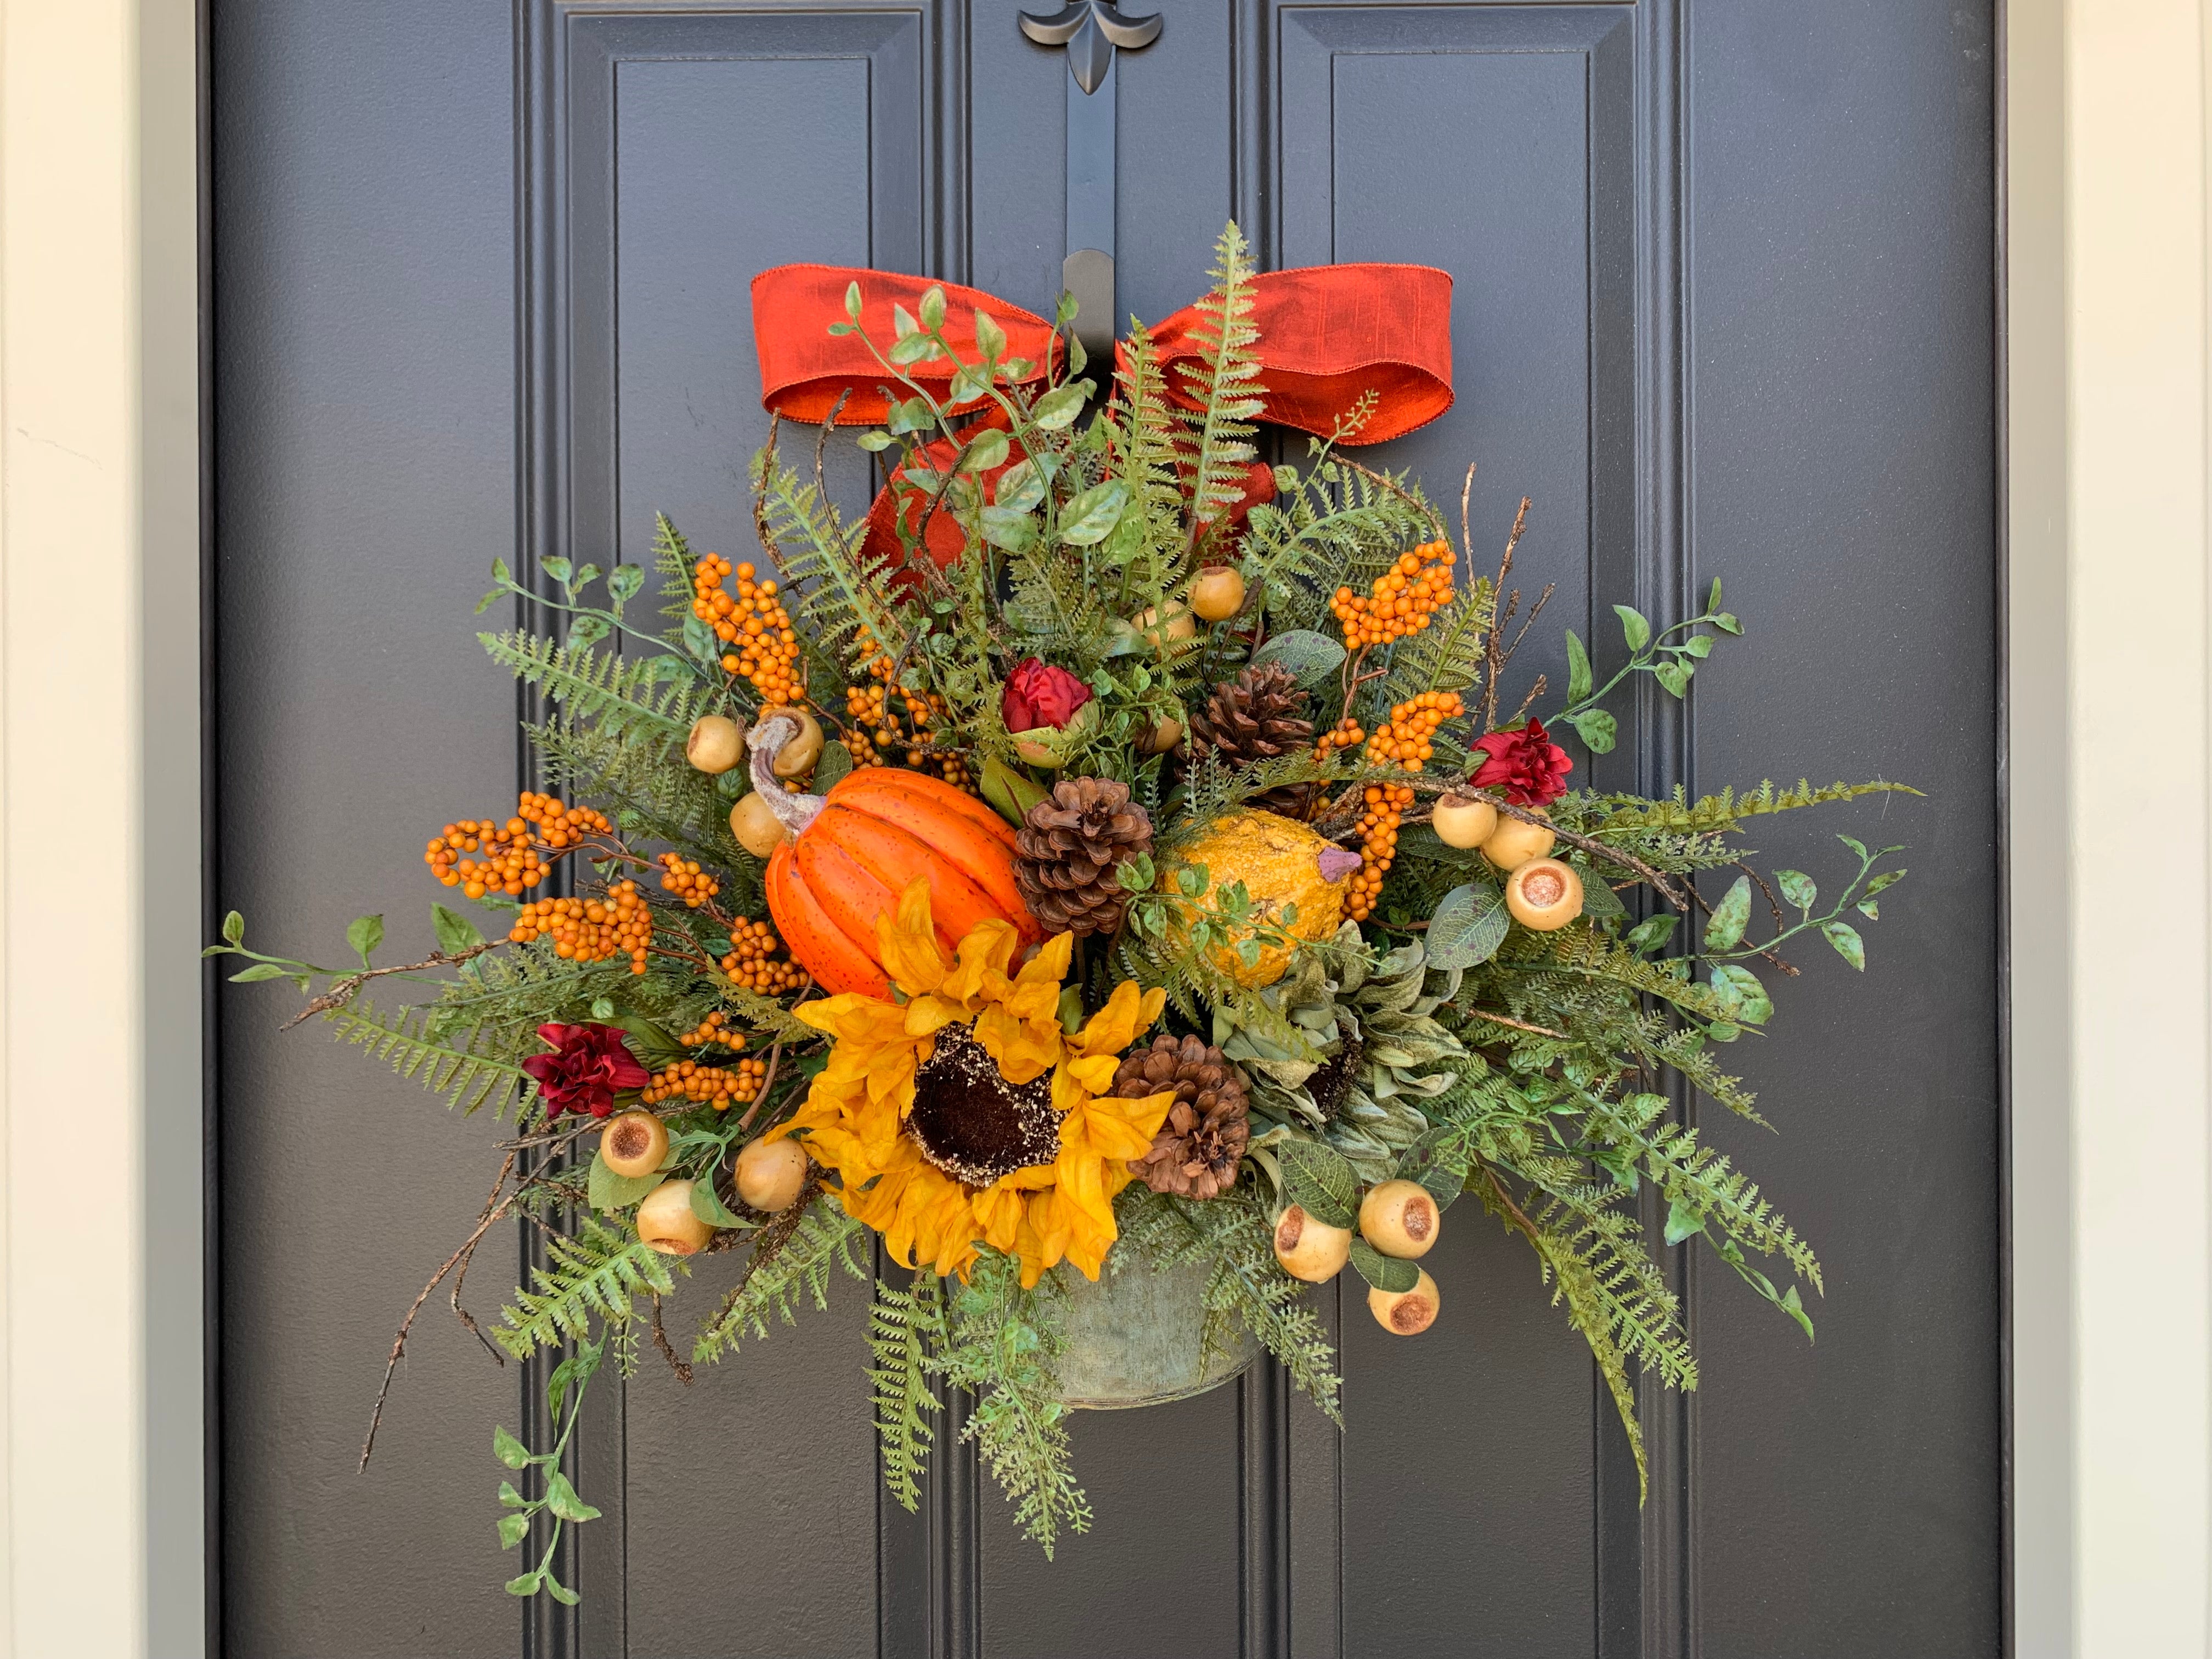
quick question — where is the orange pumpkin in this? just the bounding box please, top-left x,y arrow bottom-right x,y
746,717 -> 1040,997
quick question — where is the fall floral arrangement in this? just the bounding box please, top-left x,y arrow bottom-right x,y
213,225 -> 1911,1600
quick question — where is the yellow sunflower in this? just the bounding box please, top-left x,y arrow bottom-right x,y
768,878 -> 1177,1286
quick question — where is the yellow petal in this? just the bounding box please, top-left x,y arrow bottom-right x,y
973,1003 -> 1062,1086
877,878 -> 951,996
1017,930 -> 1075,987
1070,979 -> 1163,1058
942,920 -> 1020,1005
903,995 -> 968,1038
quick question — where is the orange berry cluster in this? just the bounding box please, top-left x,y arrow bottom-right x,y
642,1057 -> 766,1113
657,853 -> 720,909
1330,540 -> 1456,648
424,794 -> 612,900
1364,691 -> 1464,770
1312,716 -> 1365,762
678,1010 -> 747,1050
721,918 -> 805,995
842,629 -> 970,788
693,554 -> 804,706
509,880 -> 652,973
1347,783 -> 1417,922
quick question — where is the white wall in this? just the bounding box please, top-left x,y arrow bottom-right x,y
0,2 -> 2204,1656
2009,2 -> 2212,1655
0,1 -> 203,1656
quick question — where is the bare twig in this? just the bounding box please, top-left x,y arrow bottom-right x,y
1464,1007 -> 1570,1041
1470,791 -> 1695,913
752,410 -> 785,562
284,940 -> 505,1030
1479,497 -> 1534,732
812,387 -> 853,504
1508,673 -> 1549,728
650,1294 -> 695,1386
360,1153 -> 520,1472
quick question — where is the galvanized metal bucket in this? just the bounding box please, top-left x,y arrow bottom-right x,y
1054,1255 -> 1262,1409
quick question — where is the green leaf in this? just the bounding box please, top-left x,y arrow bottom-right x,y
543,556 -> 573,585
228,962 -> 291,984
586,1151 -> 666,1215
1680,633 -> 1714,658
1347,1238 -> 1419,1293
1707,576 -> 1723,612
607,563 -> 644,602
892,302 -> 920,340
493,1425 -> 531,1470
812,741 -> 854,793
432,903 -> 484,956
1566,707 -> 1617,754
1425,882 -> 1509,970
1057,479 -> 1128,545
1822,921 -> 1866,970
1713,612 -> 1744,635
979,504 -> 1039,551
1030,383 -> 1088,430
545,1578 -> 581,1607
1703,877 -> 1751,951
1707,963 -> 1773,1024
1775,870 -> 1817,911
1654,661 -> 1692,699
1055,290 -> 1079,326
1249,629 -> 1346,687
888,331 -> 934,367
994,458 -> 1047,514
544,1472 -> 602,1524
887,397 -> 934,436
1613,604 -> 1651,652
1863,869 -> 1906,898
1856,900 -> 1879,921
857,431 -> 894,452
1395,1128 -> 1468,1214
1624,914 -> 1678,954
949,364 -> 991,405
222,910 -> 245,945
496,1512 -> 532,1549
505,1573 -> 544,1598
1565,629 -> 1593,704
566,614 -> 612,647
974,308 -> 1006,361
498,1480 -> 528,1508
1576,871 -> 1628,922
346,913 -> 384,967
691,1177 -> 749,1231
1664,1198 -> 1706,1247
492,556 -> 512,585
978,752 -> 1049,827
963,428 -> 1010,472
918,285 -> 946,331
1276,1138 -> 1359,1229
844,280 -> 864,320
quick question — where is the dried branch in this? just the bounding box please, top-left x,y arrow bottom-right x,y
1479,496 -> 1534,732
650,1294 -> 695,1386
284,941 -> 505,1030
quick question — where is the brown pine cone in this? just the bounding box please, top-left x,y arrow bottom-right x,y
1013,778 -> 1154,938
1114,1033 -> 1251,1200
1186,662 -> 1316,817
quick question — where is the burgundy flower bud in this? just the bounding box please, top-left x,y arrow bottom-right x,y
520,1022 -> 651,1119
1470,718 -> 1575,806
1001,658 -> 1093,735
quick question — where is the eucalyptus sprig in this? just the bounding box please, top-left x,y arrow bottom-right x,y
1551,577 -> 1744,753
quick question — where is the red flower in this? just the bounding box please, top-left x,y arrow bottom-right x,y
1470,719 -> 1575,806
521,1022 -> 651,1119
1001,658 -> 1093,735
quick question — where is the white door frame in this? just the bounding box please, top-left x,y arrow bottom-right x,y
0,2 -> 2199,1655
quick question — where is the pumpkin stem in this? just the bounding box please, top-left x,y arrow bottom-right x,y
748,716 -> 826,838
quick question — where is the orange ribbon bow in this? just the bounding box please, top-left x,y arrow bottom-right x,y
751,261 -> 1454,442
748,260 -> 1454,574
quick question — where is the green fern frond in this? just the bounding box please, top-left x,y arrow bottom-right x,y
691,1200 -> 868,1364
755,451 -> 910,673
1576,778 -> 1920,836
868,1272 -> 946,1513
494,1216 -> 676,1361
323,996 -> 535,1119
479,629 -> 698,740
1177,223 -> 1266,540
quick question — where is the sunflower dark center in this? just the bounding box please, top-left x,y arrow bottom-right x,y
907,1023 -> 1062,1187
